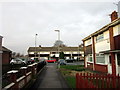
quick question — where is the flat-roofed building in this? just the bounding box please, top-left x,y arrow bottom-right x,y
28,45 -> 84,61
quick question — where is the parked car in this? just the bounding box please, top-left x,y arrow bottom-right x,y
65,59 -> 75,63
46,59 -> 56,63
27,59 -> 35,64
58,59 -> 67,65
10,58 -> 27,65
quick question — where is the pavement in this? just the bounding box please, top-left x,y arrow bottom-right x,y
29,63 -> 70,90
66,61 -> 84,65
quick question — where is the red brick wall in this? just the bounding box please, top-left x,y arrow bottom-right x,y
94,64 -> 108,73
114,34 -> 120,50
87,62 -> 93,70
2,52 -> 11,64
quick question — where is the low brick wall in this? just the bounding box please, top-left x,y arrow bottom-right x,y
87,62 -> 93,70
3,61 -> 46,90
94,64 -> 108,73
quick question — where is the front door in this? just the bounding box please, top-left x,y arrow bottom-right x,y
108,54 -> 112,74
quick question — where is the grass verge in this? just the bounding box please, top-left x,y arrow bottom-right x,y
59,65 -> 85,88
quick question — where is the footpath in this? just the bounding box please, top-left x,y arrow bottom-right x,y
29,63 -> 70,90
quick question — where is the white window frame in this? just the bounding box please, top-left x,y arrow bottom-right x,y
96,33 -> 104,42
96,53 -> 105,64
87,54 -> 93,63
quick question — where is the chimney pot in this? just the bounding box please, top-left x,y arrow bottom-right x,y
111,11 -> 118,22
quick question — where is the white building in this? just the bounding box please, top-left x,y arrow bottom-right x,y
28,45 -> 84,61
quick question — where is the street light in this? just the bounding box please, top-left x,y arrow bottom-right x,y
55,30 -> 60,60
35,34 -> 38,61
55,30 -> 60,40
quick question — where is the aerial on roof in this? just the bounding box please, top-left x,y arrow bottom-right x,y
82,18 -> 120,41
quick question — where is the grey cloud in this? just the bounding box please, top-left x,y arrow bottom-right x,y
1,2 -> 117,54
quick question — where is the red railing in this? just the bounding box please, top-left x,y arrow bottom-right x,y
76,73 -> 120,88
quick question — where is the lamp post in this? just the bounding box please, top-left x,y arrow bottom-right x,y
35,34 -> 38,61
55,30 -> 60,40
55,30 -> 60,59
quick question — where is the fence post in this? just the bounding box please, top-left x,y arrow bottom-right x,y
33,63 -> 38,75
28,64 -> 34,77
118,74 -> 120,88
112,74 -> 116,88
20,67 -> 27,76
7,70 -> 18,89
20,67 -> 27,84
76,73 -> 79,89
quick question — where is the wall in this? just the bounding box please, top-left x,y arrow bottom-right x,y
87,62 -> 93,70
2,52 -> 11,64
95,30 -> 110,53
84,38 -> 92,46
84,45 -> 92,56
94,64 -> 108,73
114,35 -> 120,50
113,24 -> 120,36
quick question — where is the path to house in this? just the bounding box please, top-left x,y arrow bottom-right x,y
29,63 -> 70,90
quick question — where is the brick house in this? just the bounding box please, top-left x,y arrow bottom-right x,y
2,46 -> 12,65
82,11 -> 120,75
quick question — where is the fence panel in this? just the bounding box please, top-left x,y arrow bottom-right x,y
76,73 -> 120,88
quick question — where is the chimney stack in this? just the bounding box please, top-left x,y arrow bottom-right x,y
110,11 -> 118,22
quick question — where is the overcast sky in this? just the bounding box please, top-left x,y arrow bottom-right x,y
0,0 -> 119,55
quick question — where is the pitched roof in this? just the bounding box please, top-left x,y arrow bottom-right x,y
28,46 -> 83,52
2,46 -> 12,52
82,18 -> 120,41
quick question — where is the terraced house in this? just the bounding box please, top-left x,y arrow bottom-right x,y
82,11 -> 120,75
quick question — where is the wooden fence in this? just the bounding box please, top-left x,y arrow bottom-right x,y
76,73 -> 120,88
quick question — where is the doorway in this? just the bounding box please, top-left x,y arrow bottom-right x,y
117,53 -> 120,74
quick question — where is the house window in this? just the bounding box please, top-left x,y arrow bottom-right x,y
117,54 -> 120,66
96,53 -> 105,64
88,54 -> 93,62
96,33 -> 104,42
85,39 -> 92,46
118,26 -> 120,35
109,55 -> 112,64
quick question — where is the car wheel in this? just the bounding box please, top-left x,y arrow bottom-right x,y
22,62 -> 26,65
11,63 -> 14,65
